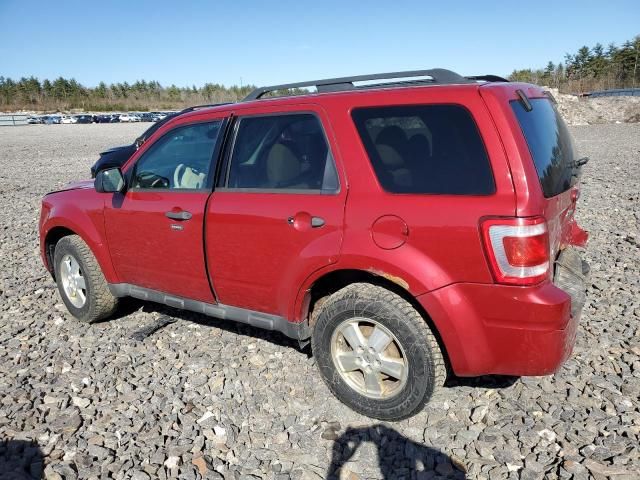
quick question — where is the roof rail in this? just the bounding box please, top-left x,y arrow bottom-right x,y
243,68 -> 480,101
179,102 -> 232,113
466,74 -> 510,83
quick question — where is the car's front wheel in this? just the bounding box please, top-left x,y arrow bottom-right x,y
54,235 -> 118,323
312,283 -> 445,420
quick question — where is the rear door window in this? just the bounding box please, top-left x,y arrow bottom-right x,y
511,98 -> 578,198
226,113 -> 339,193
352,105 -> 494,195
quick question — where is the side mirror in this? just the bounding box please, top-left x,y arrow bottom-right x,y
95,167 -> 125,193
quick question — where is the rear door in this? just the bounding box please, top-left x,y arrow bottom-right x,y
205,105 -> 346,318
104,117 -> 226,302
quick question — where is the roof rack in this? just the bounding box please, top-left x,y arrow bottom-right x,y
243,69 -> 508,101
179,102 -> 232,113
466,74 -> 510,83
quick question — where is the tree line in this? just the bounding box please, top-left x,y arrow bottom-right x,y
509,34 -> 640,93
3,34 -> 638,111
0,77 -> 257,112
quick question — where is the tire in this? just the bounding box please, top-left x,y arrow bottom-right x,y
53,235 -> 118,323
312,283 -> 445,420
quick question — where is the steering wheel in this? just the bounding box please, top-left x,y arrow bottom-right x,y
174,163 -> 186,188
136,171 -> 170,189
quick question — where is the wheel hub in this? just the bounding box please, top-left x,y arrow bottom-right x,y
59,254 -> 87,308
330,317 -> 409,400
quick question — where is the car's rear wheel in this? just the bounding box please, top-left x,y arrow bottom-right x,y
54,235 -> 118,323
312,283 -> 445,420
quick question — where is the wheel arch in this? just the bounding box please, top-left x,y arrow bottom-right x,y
300,268 -> 453,374
42,217 -> 118,283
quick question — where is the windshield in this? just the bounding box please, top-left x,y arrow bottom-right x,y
511,98 -> 578,198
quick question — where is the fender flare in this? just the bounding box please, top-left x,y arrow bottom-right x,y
41,206 -> 118,283
290,251 -> 453,322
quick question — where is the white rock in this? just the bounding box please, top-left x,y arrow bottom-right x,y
72,396 -> 90,408
197,411 -> 215,424
164,456 -> 180,469
537,428 -> 557,442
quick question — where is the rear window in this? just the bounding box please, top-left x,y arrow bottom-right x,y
352,105 -> 494,195
511,98 -> 577,198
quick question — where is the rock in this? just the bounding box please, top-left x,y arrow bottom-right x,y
192,455 -> 209,475
470,405 -> 489,423
163,456 -> 180,470
583,459 -> 632,476
71,396 -> 90,408
537,429 -> 557,443
321,427 -> 339,441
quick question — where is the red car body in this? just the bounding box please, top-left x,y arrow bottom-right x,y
39,80 -> 588,378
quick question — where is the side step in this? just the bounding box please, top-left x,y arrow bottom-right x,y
108,283 -> 310,340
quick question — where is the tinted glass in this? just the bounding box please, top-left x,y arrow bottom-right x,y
352,105 -> 494,195
132,121 -> 221,190
227,114 -> 338,191
511,98 -> 577,198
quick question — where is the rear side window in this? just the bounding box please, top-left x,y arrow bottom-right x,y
227,113 -> 338,192
511,98 -> 577,198
352,105 -> 494,195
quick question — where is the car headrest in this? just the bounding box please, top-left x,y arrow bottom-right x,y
267,143 -> 302,185
376,144 -> 404,167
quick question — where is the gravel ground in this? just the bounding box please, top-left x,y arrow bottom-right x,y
0,123 -> 639,480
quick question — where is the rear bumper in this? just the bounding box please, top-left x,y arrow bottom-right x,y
418,248 -> 587,377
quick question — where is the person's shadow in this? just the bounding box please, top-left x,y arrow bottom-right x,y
0,439 -> 44,480
327,424 -> 466,479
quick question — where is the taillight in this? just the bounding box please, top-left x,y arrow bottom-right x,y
481,217 -> 550,286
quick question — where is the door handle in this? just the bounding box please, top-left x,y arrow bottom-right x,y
165,210 -> 192,221
287,213 -> 325,229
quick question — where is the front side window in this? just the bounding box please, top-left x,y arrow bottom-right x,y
352,105 -> 495,195
132,121 -> 222,190
226,113 -> 338,192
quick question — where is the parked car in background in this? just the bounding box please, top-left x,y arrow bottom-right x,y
61,115 -> 76,124
27,116 -> 43,124
40,70 -> 589,419
89,105 -> 227,177
140,112 -> 155,122
119,114 -> 133,122
43,115 -> 61,124
75,115 -> 93,124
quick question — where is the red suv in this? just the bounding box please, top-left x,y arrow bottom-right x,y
39,69 -> 589,420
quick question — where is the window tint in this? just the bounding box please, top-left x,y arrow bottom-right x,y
132,121 -> 221,190
511,98 -> 577,198
352,105 -> 494,195
227,114 -> 338,192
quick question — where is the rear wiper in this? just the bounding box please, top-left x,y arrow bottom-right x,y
572,157 -> 589,168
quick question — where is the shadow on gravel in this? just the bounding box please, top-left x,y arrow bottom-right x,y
0,439 -> 44,480
445,374 -> 519,390
327,424 -> 466,479
125,301 -> 302,349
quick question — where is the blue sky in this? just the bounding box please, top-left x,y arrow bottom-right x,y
1,0 -> 638,88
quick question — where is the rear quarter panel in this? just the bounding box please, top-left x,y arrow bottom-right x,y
312,86 -> 517,296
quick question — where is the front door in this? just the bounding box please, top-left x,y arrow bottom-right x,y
206,108 -> 346,317
104,118 -> 225,302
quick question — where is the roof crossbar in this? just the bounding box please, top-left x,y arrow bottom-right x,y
243,68 -> 482,101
